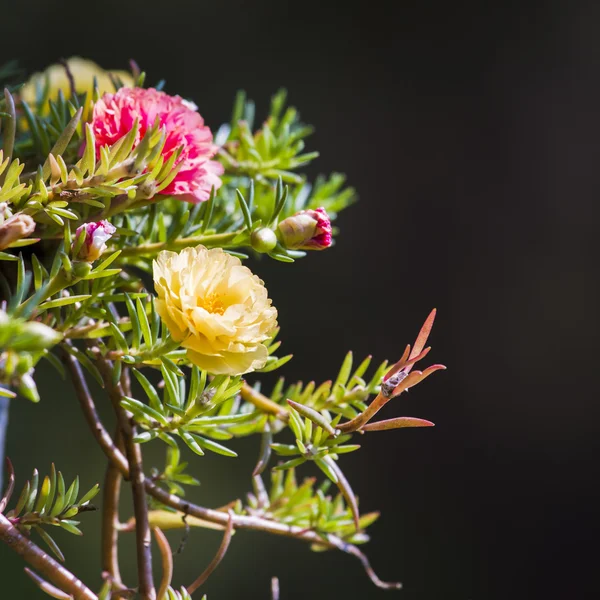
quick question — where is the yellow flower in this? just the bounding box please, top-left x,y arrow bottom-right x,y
21,57 -> 134,114
153,246 -> 278,375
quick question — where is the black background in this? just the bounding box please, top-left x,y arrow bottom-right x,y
1,0 -> 599,598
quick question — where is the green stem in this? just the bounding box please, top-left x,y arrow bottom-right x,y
115,231 -> 241,258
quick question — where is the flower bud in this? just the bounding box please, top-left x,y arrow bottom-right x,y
0,214 -> 36,251
277,207 -> 332,250
0,312 -> 62,352
251,227 -> 278,253
18,372 -> 40,403
73,220 -> 116,262
16,322 -> 62,352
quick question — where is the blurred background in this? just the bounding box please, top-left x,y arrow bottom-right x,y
1,0 -> 599,598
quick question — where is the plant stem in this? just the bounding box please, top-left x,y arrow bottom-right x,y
102,428 -> 123,586
0,512 -> 97,600
115,231 -> 240,258
0,397 -> 9,492
97,360 -> 155,600
63,350 -> 129,476
187,511 -> 234,593
240,382 -> 289,421
67,358 -> 401,590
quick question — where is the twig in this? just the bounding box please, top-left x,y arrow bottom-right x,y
67,355 -> 401,590
0,513 -> 97,600
63,350 -> 129,476
25,568 -> 73,600
96,358 -> 155,600
59,59 -> 77,100
187,511 -> 234,594
115,231 -> 239,258
0,457 -> 15,513
0,396 -> 10,493
240,383 -> 288,421
152,527 -> 173,599
102,428 -> 123,586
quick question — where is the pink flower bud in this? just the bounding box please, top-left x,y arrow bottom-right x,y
0,214 -> 36,251
277,207 -> 332,250
73,220 -> 116,262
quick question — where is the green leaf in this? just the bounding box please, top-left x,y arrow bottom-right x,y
270,443 -> 301,456
235,189 -> 253,230
64,476 -> 79,509
121,396 -> 169,427
34,526 -> 65,562
24,469 -> 39,514
58,520 -> 83,536
136,298 -> 153,347
109,323 -> 129,354
132,368 -> 162,412
77,483 -> 100,506
0,386 -> 16,398
191,435 -> 237,458
38,295 -> 92,311
314,457 -> 338,484
33,476 -> 51,514
273,457 -> 307,471
49,472 -> 66,517
133,431 -> 158,444
179,430 -> 205,456
124,293 -> 141,348
61,345 -> 104,387
287,400 -> 337,437
13,481 -> 31,517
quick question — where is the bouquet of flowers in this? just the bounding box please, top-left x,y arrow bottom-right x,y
0,58 -> 445,599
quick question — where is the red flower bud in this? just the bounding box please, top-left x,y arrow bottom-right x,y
277,207 -> 332,250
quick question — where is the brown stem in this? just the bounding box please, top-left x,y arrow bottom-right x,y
152,527 -> 173,600
102,428 -> 123,586
240,382 -> 289,421
63,350 -> 129,476
67,354 -> 400,590
97,359 -> 155,600
337,392 -> 388,433
0,513 -> 97,600
187,511 -> 234,593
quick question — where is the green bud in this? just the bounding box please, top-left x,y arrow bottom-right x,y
251,227 -> 278,253
72,261 -> 92,278
15,353 -> 34,375
11,321 -> 62,352
18,372 -> 40,403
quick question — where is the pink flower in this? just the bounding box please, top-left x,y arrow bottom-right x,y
73,220 -> 116,262
90,88 -> 223,203
277,207 -> 332,250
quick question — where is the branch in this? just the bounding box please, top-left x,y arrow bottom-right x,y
63,350 -> 129,476
115,231 -> 240,258
67,353 -> 401,590
187,511 -> 234,594
152,527 -> 173,600
240,382 -> 289,421
0,512 -> 97,600
0,396 -> 10,492
101,428 -> 123,586
96,359 -> 155,600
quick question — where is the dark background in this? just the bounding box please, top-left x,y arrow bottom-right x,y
1,0 -> 599,598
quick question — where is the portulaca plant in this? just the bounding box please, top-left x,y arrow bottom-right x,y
0,58 -> 445,600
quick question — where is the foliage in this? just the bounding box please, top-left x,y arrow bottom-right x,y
0,58 -> 445,600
